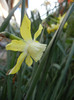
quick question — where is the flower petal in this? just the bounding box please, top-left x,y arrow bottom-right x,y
20,14 -> 32,41
9,52 -> 27,74
6,40 -> 25,52
25,55 -> 33,66
34,24 -> 43,40
28,41 -> 47,62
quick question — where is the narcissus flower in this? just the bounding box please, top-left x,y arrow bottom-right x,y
50,24 -> 59,32
47,24 -> 59,34
58,14 -> 68,28
47,26 -> 51,34
6,15 -> 47,74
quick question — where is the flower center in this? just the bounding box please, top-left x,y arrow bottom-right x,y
24,40 -> 34,54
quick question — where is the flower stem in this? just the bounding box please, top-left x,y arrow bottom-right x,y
0,31 -> 22,40
21,0 -> 25,23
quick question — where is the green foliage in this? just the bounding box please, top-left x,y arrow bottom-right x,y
66,12 -> 74,37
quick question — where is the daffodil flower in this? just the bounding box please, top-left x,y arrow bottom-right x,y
6,15 -> 47,74
58,14 -> 68,28
51,24 -> 59,31
47,24 -> 59,34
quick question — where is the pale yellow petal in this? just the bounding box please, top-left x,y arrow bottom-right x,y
25,55 -> 33,66
28,41 -> 47,62
50,24 -> 59,32
47,27 -> 51,34
20,14 -> 32,41
9,52 -> 27,74
34,24 -> 43,40
59,13 -> 66,23
6,40 -> 25,52
64,22 -> 68,29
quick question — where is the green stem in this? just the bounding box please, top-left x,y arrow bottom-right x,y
0,31 -> 22,40
49,16 -> 59,23
50,42 -> 74,100
14,69 -> 22,100
7,51 -> 17,100
21,0 -> 25,23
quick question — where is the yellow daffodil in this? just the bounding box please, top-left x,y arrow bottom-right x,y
6,15 -> 47,74
58,14 -> 68,28
64,22 -> 68,29
51,24 -> 59,32
47,26 -> 51,34
47,24 -> 59,34
47,13 -> 68,34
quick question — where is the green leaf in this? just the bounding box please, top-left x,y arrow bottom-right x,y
57,41 -> 66,56
50,42 -> 74,100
